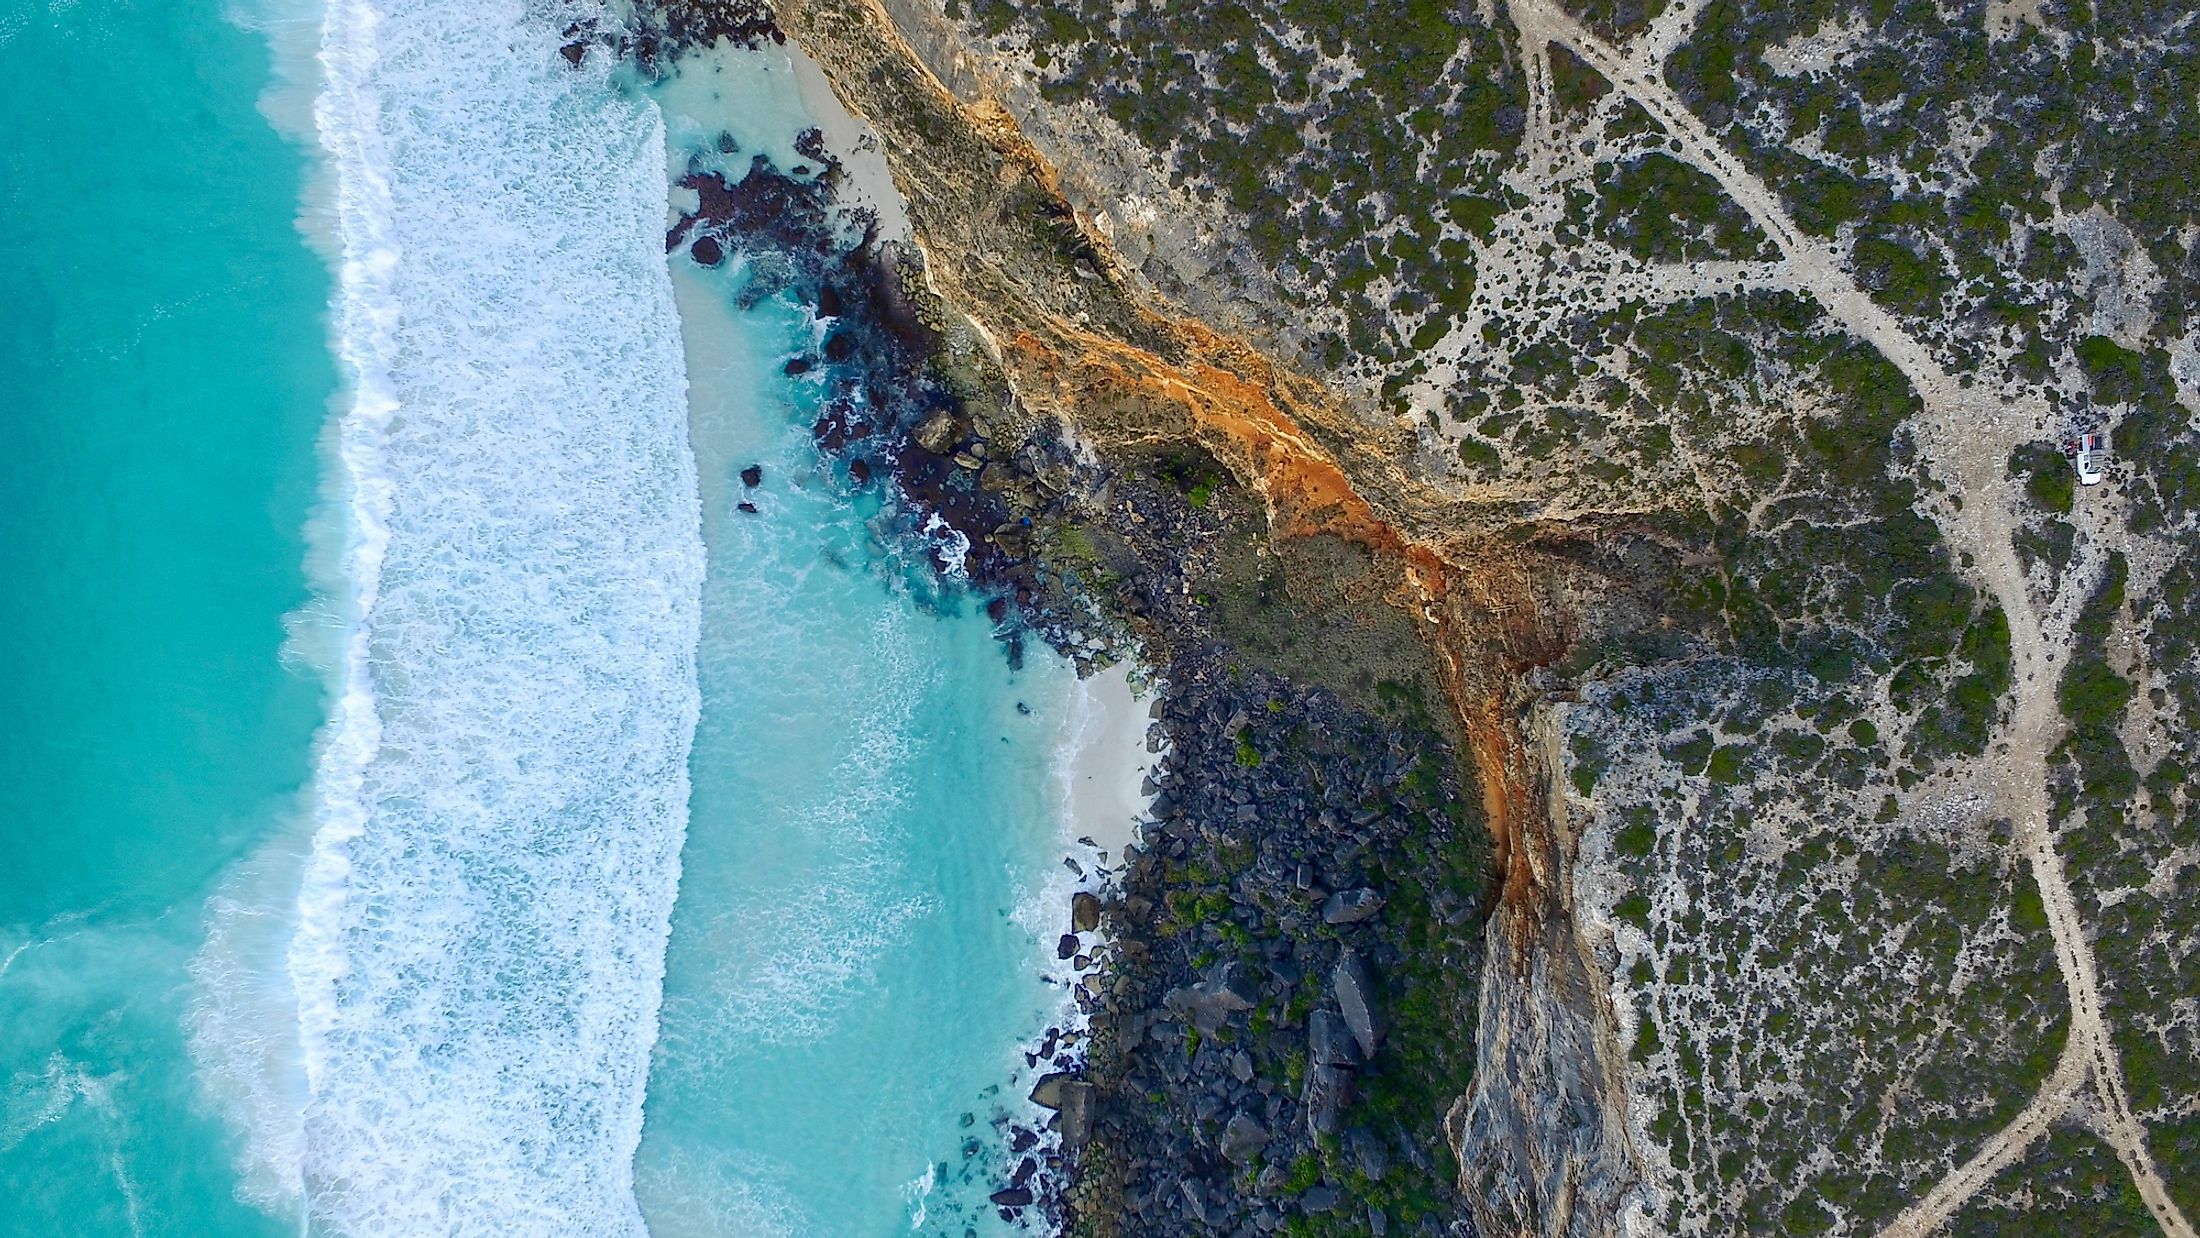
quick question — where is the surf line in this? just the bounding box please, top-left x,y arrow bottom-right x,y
284,0 -> 703,1232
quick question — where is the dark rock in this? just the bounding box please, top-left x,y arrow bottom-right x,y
689,235 -> 724,266
735,501 -> 757,514
1059,1080 -> 1095,1152
1348,1127 -> 1389,1181
989,1186 -> 1032,1208
739,463 -> 762,487
1308,1009 -> 1361,1067
1030,1071 -> 1077,1110
1320,886 -> 1385,925
847,458 -> 871,484
1179,1180 -> 1213,1227
783,357 -> 812,375
1164,962 -> 1258,1035
1219,1113 -> 1268,1164
1072,890 -> 1102,933
1302,1185 -> 1340,1213
1303,1063 -> 1351,1136
1057,933 -> 1080,960
1332,948 -> 1381,1059
823,332 -> 855,362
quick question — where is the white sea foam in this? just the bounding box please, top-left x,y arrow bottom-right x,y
277,0 -> 702,1232
999,660 -> 1160,1183
634,1143 -> 808,1238
903,1160 -> 937,1230
669,608 -> 934,1054
185,831 -> 314,1214
1,1056 -> 94,1157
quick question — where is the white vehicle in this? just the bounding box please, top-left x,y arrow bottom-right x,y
2075,431 -> 2106,486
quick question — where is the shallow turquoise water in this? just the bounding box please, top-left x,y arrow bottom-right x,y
2,5 -> 1090,1234
0,0 -> 331,1232
637,252 -> 1080,1236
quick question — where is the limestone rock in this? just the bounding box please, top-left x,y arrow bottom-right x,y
1455,905 -> 1649,1238
914,409 -> 957,453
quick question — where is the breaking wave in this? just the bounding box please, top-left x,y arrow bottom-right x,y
271,0 -> 702,1231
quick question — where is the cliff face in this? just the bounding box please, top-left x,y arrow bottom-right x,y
764,0 -> 1650,1230
1452,710 -> 1650,1238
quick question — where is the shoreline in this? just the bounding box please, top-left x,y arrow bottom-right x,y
1057,661 -> 1160,874
989,660 -> 1159,1221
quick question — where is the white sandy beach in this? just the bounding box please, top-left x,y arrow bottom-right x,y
1056,661 -> 1160,873
787,43 -> 914,243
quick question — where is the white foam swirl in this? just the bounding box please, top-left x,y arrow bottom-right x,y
287,0 -> 701,1231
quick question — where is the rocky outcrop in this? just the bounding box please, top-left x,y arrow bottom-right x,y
1455,898 -> 1648,1237
1450,710 -> 1650,1235
733,1 -> 1660,1232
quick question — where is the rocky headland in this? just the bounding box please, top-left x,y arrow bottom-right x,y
617,0 -> 1677,1232
611,0 -> 2200,1233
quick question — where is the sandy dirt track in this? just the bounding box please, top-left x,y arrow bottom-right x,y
1500,3 -> 2194,1232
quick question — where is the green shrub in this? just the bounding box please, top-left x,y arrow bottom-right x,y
2008,443 -> 2074,515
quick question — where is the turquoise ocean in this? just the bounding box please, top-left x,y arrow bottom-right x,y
1,2 -> 1098,1234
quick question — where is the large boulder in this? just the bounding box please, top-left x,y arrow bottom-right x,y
1308,1009 -> 1362,1067
1219,1113 -> 1269,1164
1179,1180 -> 1215,1226
914,409 -> 958,453
1071,890 -> 1102,933
1164,961 -> 1260,1035
1321,887 -> 1386,924
1303,1062 -> 1352,1135
1029,1071 -> 1077,1110
1333,948 -> 1382,1059
1347,1127 -> 1390,1181
1058,1080 -> 1095,1152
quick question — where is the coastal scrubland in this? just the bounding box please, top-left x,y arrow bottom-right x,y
684,0 -> 2200,1231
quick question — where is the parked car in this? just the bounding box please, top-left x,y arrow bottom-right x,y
2076,431 -> 2106,486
